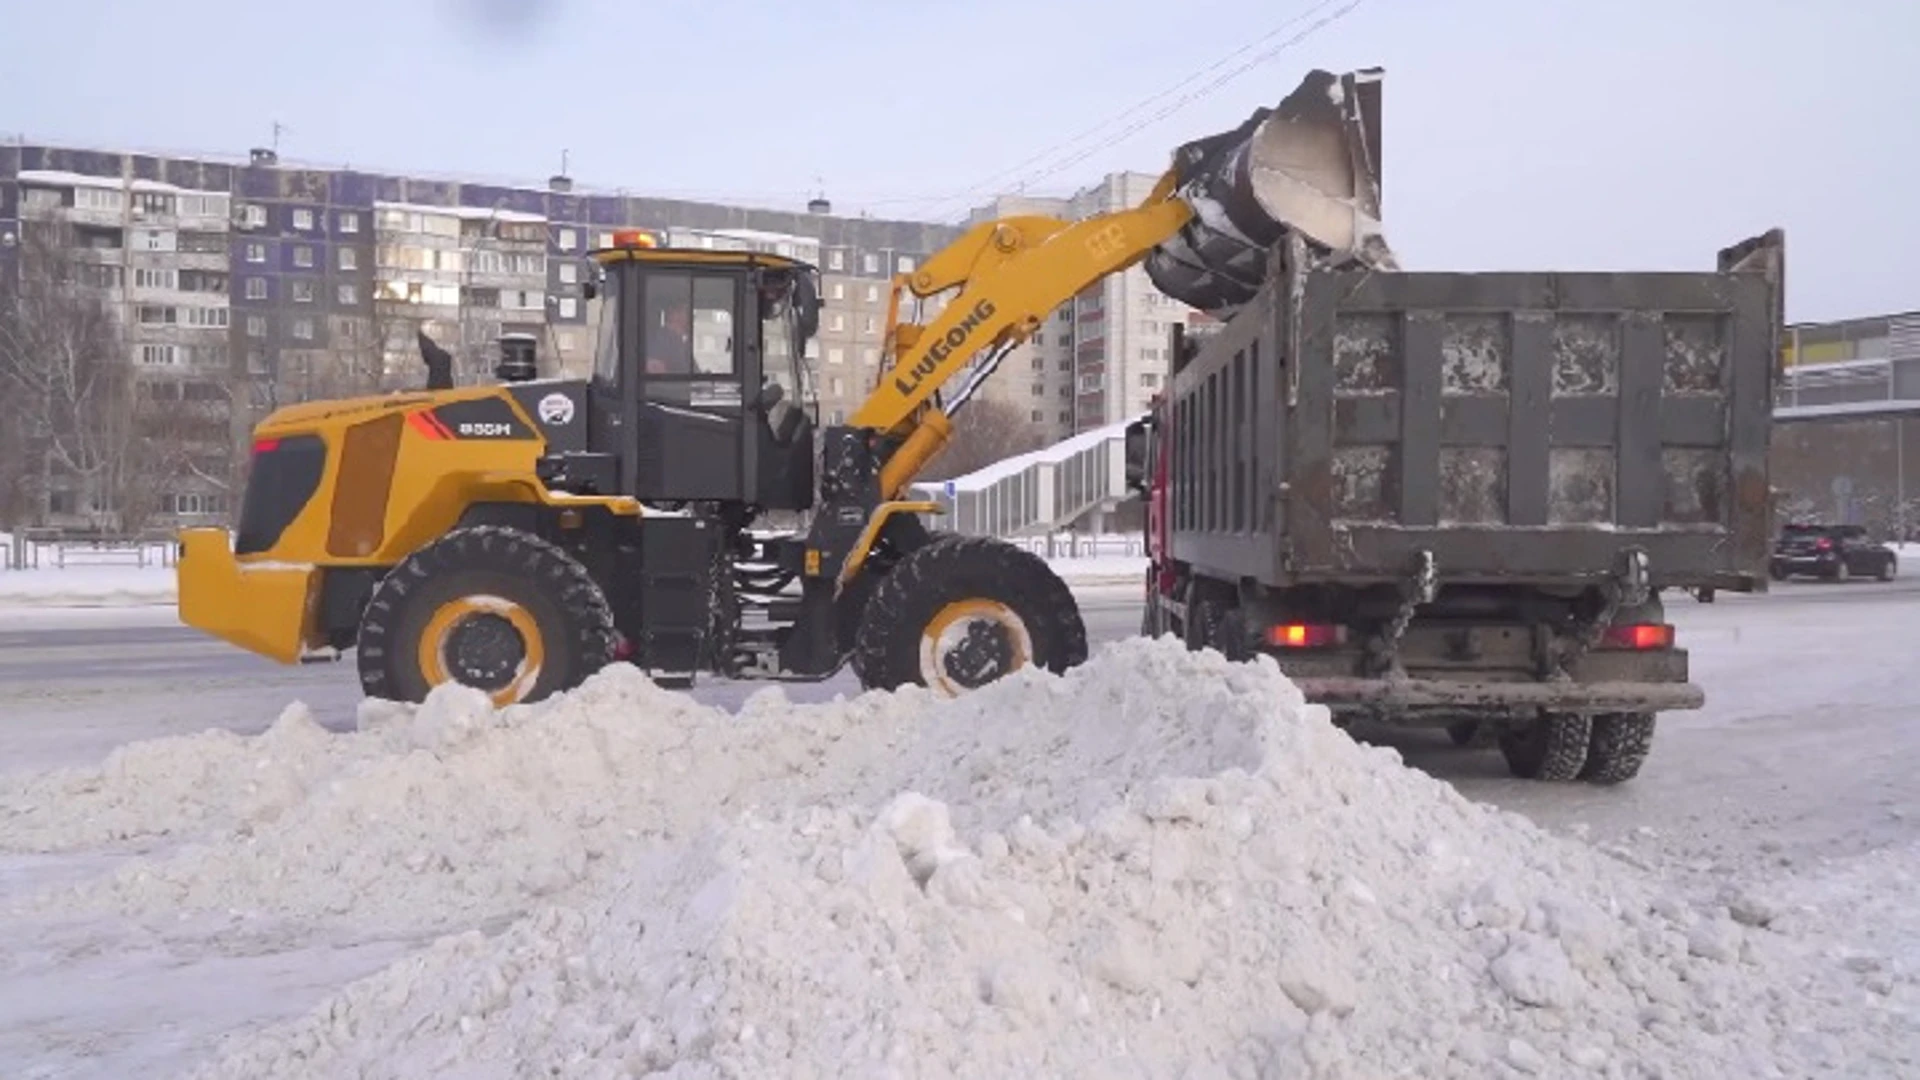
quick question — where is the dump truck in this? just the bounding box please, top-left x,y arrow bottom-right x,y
1125,225 -> 1785,783
176,66 -> 1397,706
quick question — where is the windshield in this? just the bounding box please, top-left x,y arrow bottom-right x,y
759,274 -> 815,411
592,278 -> 620,383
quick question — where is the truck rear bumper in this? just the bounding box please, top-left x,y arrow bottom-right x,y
177,527 -> 319,665
1294,675 -> 1704,714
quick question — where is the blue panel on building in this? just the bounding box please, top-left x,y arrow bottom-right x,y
375,175 -> 406,204
586,195 -> 626,226
332,172 -> 378,207
549,193 -> 581,223
130,155 -> 162,182
237,168 -> 279,200
405,178 -> 458,207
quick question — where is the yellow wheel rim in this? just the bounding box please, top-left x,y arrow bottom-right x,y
416,595 -> 547,707
918,598 -> 1031,697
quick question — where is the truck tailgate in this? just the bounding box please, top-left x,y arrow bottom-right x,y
1163,232 -> 1782,590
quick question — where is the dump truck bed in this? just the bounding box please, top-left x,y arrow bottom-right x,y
1164,232 -> 1782,592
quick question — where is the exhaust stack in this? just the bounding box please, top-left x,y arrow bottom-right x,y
1146,67 -> 1395,315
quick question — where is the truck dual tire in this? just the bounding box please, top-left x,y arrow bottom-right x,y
356,525 -> 619,708
851,535 -> 1089,695
1578,712 -> 1657,784
1498,712 -> 1593,781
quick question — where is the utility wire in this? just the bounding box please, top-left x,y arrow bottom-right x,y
908,0 -> 1350,221
1010,0 -> 1372,197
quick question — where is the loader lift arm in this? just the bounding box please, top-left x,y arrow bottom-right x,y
852,171 -> 1195,499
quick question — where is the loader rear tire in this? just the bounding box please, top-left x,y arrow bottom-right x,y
851,535 -> 1088,696
1498,712 -> 1592,781
357,525 -> 618,708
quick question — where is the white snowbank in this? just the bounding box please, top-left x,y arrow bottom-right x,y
4,639 -> 1912,1078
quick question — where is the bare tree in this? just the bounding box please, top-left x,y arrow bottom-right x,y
0,221 -> 137,529
922,397 -> 1049,482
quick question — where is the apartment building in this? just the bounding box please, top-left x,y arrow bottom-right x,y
0,141 -> 962,530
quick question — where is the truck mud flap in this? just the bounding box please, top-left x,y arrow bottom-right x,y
1293,676 -> 1705,713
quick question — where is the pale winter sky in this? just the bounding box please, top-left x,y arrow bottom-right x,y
2,0 -> 1913,323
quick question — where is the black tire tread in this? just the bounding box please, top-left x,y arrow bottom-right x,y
1499,712 -> 1593,781
1579,712 -> 1657,784
357,524 -> 617,705
850,534 -> 1087,693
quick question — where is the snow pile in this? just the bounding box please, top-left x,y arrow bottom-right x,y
0,702 -> 345,853
8,638 -> 1914,1077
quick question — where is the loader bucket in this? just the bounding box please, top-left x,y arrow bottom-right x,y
1146,67 -> 1396,314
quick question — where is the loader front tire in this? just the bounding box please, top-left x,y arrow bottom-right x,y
357,525 -> 618,708
851,535 -> 1088,696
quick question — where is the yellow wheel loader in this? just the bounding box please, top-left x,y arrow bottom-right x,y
175,67 -> 1390,706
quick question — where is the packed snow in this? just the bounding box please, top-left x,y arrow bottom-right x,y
2,638 -> 1912,1077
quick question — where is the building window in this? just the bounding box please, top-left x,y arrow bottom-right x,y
898,256 -> 916,273
246,315 -> 266,338
339,247 -> 357,271
864,284 -> 879,303
246,242 -> 266,263
291,280 -> 315,303
246,277 -> 267,300
828,250 -> 845,271
1031,383 -> 1044,397
830,376 -> 845,396
337,283 -> 358,305
827,347 -> 845,365
558,262 -> 578,284
829,313 -> 845,333
1140,372 -> 1159,387
137,305 -> 177,325
338,211 -> 359,233
139,344 -> 178,366
239,203 -> 267,228
291,318 -> 314,341
558,297 -> 578,318
861,347 -> 878,367
829,282 -> 845,301
558,227 -> 577,250
860,315 -> 876,335
187,306 -> 229,328
134,267 -> 177,290
292,208 -> 314,231
862,253 -> 878,274
1032,410 -> 1043,422
75,187 -> 125,212
293,245 -> 314,268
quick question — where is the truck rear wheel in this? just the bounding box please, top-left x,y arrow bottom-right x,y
851,535 -> 1088,695
1499,712 -> 1592,781
357,525 -> 618,707
1578,712 -> 1656,784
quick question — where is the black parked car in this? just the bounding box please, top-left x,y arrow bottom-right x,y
1770,523 -> 1898,582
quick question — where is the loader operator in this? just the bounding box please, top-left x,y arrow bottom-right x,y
645,299 -> 693,375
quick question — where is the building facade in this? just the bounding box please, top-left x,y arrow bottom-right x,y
0,140 -> 965,531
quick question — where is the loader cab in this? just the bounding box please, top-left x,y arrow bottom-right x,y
580,232 -> 821,511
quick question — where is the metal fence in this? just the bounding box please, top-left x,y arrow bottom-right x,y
2,531 -> 179,572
